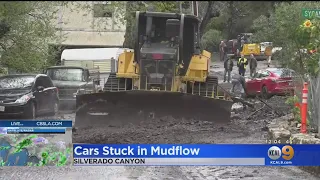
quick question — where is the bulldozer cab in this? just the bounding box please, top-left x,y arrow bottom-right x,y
134,12 -> 201,91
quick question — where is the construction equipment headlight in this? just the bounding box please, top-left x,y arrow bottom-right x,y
15,94 -> 32,104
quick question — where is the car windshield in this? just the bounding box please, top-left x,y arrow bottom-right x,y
269,69 -> 283,76
0,76 -> 34,89
269,69 -> 293,77
46,68 -> 84,81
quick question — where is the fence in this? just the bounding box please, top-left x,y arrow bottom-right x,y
293,73 -> 320,133
308,77 -> 320,133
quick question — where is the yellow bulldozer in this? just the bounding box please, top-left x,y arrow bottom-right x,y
74,11 -> 244,129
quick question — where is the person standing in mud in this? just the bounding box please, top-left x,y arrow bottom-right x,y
219,40 -> 227,62
223,56 -> 233,83
249,54 -> 257,77
237,54 -> 248,76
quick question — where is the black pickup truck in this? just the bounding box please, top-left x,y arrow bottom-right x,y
44,66 -> 102,108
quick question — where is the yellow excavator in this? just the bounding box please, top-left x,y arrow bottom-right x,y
74,11 -> 244,129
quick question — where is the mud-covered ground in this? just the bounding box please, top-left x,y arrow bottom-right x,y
0,61 -> 318,179
1,96 -> 318,180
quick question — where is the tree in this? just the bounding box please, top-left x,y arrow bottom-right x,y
199,1 -> 274,53
200,29 -> 222,52
251,1 -> 320,76
252,2 -> 320,130
198,1 -> 220,38
0,2 -> 63,73
122,1 -> 147,48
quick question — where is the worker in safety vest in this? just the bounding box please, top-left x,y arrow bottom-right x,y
237,54 -> 248,76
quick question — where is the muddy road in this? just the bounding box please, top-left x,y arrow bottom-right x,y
0,61 -> 318,179
1,98 -> 318,180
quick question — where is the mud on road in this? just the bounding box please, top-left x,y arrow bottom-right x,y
0,96 -> 317,180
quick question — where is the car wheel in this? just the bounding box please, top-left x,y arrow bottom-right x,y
261,86 -> 271,99
24,102 -> 36,119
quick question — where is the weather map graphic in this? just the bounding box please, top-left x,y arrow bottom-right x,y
0,127 -> 72,166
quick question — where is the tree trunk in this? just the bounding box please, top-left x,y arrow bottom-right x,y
227,1 -> 235,40
199,1 -> 215,39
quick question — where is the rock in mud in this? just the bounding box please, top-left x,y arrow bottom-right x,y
269,127 -> 291,140
231,112 -> 241,120
231,103 -> 244,113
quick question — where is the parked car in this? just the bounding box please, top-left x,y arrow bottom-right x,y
44,66 -> 101,108
246,68 -> 295,99
0,74 -> 59,119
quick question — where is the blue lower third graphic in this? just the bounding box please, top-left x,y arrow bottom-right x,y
72,144 -> 320,166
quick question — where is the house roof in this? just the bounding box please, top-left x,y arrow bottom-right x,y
61,48 -> 133,61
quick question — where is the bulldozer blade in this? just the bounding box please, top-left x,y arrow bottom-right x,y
75,91 -> 234,129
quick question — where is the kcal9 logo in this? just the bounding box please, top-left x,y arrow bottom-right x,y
268,145 -> 294,160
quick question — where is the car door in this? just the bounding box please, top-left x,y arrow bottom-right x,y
42,76 -> 57,112
246,76 -> 257,95
252,70 -> 266,94
256,70 -> 270,93
246,71 -> 261,95
33,77 -> 46,113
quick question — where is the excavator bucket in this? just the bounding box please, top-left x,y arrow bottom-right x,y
74,91 -> 234,129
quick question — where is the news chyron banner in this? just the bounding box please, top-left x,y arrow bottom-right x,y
73,144 -> 320,166
0,120 -> 72,166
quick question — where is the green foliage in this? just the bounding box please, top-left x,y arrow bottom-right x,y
201,29 -> 223,52
251,2 -> 320,77
204,1 -> 274,40
285,96 -> 301,122
0,2 -> 62,73
153,2 -> 179,13
0,67 -> 8,75
122,2 -> 147,48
